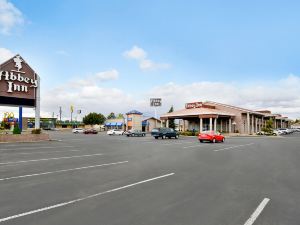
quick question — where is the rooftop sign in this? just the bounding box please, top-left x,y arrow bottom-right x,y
0,55 -> 38,107
185,102 -> 203,109
185,102 -> 215,109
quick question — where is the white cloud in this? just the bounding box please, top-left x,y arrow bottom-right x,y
40,82 -> 134,121
123,45 -> 171,71
123,45 -> 147,60
139,59 -> 171,70
0,0 -> 24,35
67,69 -> 119,89
95,69 -> 119,81
0,47 -> 14,63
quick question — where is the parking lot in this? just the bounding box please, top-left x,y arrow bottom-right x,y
0,132 -> 300,225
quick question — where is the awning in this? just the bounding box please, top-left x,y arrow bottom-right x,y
105,122 -> 111,126
110,122 -> 117,126
116,122 -> 123,126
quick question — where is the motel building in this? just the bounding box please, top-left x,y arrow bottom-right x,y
160,101 -> 291,134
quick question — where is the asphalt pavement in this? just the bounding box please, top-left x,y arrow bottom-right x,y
0,131 -> 299,225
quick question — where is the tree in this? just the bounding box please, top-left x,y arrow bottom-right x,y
168,106 -> 176,129
83,113 -> 106,125
107,112 -> 116,119
262,118 -> 273,133
117,113 -> 124,119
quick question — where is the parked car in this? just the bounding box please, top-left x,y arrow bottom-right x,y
107,129 -> 124,135
125,129 -> 146,137
151,128 -> 179,139
198,131 -> 225,143
84,129 -> 98,134
256,131 -> 266,135
277,128 -> 289,135
72,128 -> 84,134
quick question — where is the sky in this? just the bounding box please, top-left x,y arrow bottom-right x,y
0,0 -> 300,120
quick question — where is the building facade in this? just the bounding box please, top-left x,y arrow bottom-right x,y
126,110 -> 143,131
160,101 -> 291,134
142,117 -> 161,132
104,118 -> 125,131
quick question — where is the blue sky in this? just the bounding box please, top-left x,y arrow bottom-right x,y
1,0 -> 300,119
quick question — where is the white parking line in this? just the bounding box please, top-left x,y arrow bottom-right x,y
163,142 -> 184,146
213,143 -> 255,152
0,146 -> 74,151
1,150 -> 81,155
0,173 -> 175,223
0,161 -> 128,181
244,198 -> 270,225
183,144 -> 204,149
0,153 -> 103,165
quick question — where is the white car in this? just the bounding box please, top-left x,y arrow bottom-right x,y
72,128 -> 84,133
107,129 -> 124,135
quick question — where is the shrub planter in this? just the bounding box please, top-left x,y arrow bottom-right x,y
0,133 -> 50,143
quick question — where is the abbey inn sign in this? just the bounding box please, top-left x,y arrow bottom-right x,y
0,55 -> 39,107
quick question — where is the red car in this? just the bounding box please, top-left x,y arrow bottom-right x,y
198,131 -> 225,143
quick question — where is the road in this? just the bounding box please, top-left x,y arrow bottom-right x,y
0,132 -> 299,225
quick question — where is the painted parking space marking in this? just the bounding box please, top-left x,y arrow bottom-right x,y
1,150 -> 81,155
0,146 -> 74,151
0,153 -> 103,165
213,143 -> 255,152
0,173 -> 175,223
162,142 -> 184,146
0,161 -> 128,181
243,198 -> 270,225
183,144 -> 207,149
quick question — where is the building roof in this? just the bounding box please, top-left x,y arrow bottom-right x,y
160,101 -> 291,120
126,110 -> 143,115
142,117 -> 161,122
205,101 -> 265,116
160,107 -> 235,119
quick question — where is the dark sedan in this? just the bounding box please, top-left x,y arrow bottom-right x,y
84,129 -> 98,134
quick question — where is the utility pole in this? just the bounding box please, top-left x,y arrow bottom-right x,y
70,105 -> 74,122
59,106 -> 62,121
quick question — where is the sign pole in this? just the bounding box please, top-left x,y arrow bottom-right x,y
35,76 -> 40,129
19,107 -> 23,132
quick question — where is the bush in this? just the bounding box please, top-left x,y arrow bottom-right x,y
31,128 -> 41,134
13,124 -> 21,134
180,131 -> 199,136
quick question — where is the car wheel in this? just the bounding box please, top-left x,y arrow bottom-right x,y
222,138 -> 225,142
199,140 -> 203,143
155,137 -> 158,139
212,138 -> 216,143
175,135 -> 179,139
